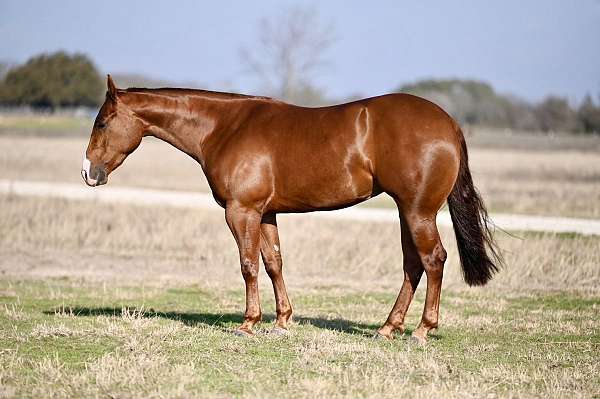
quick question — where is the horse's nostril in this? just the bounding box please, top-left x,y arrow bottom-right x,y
96,168 -> 107,184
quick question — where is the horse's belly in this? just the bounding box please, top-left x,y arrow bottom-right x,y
272,166 -> 377,212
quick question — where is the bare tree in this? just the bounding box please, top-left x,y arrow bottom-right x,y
240,6 -> 335,105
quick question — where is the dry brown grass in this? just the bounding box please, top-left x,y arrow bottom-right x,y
471,149 -> 600,218
1,194 -> 598,296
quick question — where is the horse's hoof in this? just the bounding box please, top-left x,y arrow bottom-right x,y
233,328 -> 254,338
409,334 -> 427,346
270,326 -> 290,336
373,331 -> 391,340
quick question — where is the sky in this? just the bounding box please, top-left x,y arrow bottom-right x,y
1,0 -> 599,103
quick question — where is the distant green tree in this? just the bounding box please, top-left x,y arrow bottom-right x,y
534,96 -> 580,132
0,51 -> 104,109
578,94 -> 600,134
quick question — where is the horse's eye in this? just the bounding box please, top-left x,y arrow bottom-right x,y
97,121 -> 107,129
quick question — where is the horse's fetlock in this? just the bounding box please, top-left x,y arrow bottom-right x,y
422,313 -> 439,329
280,305 -> 293,319
245,311 -> 262,323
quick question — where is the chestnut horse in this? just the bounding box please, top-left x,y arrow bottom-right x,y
82,76 -> 500,343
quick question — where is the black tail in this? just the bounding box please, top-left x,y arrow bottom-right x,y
448,129 -> 502,286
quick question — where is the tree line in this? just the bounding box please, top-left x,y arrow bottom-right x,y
398,79 -> 600,134
0,51 -> 599,134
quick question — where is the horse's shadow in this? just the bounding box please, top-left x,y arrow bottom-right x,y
43,306 -> 390,336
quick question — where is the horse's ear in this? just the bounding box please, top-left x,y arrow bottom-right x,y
106,74 -> 118,101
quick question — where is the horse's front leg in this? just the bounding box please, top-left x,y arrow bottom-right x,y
259,213 -> 293,334
225,202 -> 263,336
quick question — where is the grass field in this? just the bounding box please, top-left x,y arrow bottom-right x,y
1,195 -> 599,398
0,114 -> 91,137
1,118 -> 599,397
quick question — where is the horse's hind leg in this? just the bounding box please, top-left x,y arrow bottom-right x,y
404,212 -> 447,345
377,214 -> 424,339
375,131 -> 456,342
259,214 -> 293,333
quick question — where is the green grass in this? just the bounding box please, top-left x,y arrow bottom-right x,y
0,115 -> 91,136
1,279 -> 598,398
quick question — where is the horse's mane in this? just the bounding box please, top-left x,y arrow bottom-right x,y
123,87 -> 273,101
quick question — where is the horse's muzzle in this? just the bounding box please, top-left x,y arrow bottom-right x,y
81,157 -> 107,187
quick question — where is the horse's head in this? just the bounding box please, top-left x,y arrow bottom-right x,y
81,75 -> 145,186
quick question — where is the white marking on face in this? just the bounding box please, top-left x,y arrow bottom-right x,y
82,156 -> 91,175
273,245 -> 279,252
81,155 -> 97,186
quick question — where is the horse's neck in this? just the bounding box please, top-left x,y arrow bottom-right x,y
122,91 -> 223,166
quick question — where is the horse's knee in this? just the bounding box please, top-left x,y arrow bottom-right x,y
241,257 -> 259,280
